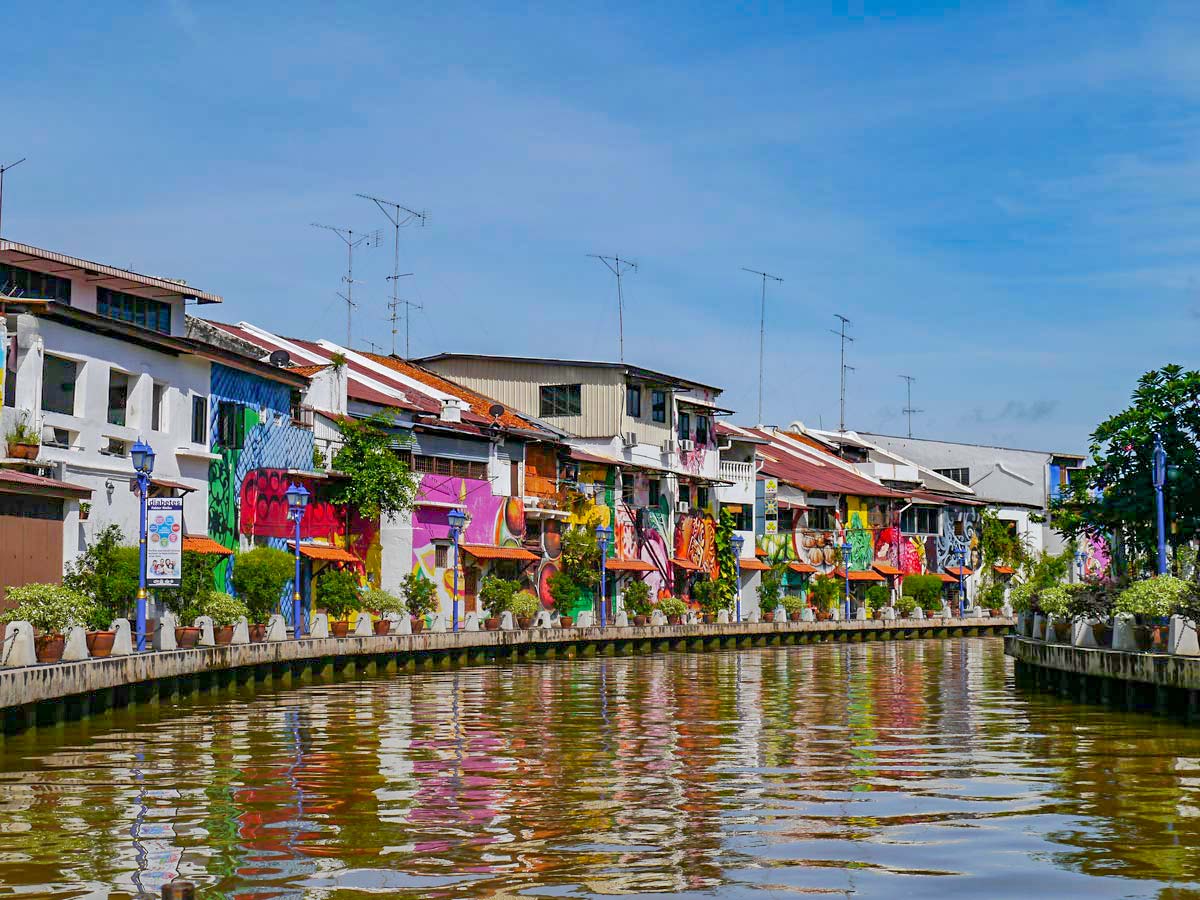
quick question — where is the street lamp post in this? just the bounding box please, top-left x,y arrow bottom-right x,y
286,482 -> 310,639
731,534 -> 745,622
1153,432 -> 1168,576
596,524 -> 613,627
842,539 -> 853,621
130,439 -> 155,653
448,508 -> 467,632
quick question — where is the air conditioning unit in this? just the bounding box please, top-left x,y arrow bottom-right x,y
622,431 -> 638,448
676,500 -> 691,514
661,438 -> 676,455
678,438 -> 695,452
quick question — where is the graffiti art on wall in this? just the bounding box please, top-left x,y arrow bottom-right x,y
1082,534 -> 1112,581
936,505 -> 981,572
673,513 -> 717,580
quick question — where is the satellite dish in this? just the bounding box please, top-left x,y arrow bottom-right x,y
488,403 -> 505,418
269,349 -> 291,367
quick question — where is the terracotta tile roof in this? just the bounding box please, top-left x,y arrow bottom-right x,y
670,557 -> 704,571
182,536 -> 234,556
0,469 -> 91,497
287,364 -> 329,377
738,558 -> 772,571
935,572 -> 959,583
787,561 -> 818,574
287,542 -> 362,564
832,568 -> 886,581
944,566 -> 974,577
460,544 -> 539,561
604,557 -> 656,572
872,562 -> 903,576
362,353 -> 533,430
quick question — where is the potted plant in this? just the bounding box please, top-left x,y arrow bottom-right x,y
63,525 -> 139,638
757,566 -> 784,622
480,575 -> 520,630
1037,585 -> 1073,642
1068,582 -> 1114,647
5,413 -> 40,460
781,594 -> 806,622
623,580 -> 652,626
231,546 -> 294,642
691,578 -> 723,624
1116,575 -> 1189,651
658,596 -> 687,625
809,575 -> 840,621
1010,582 -> 1036,635
980,582 -> 1007,617
511,590 -> 540,629
363,586 -> 404,634
1,584 -> 96,663
402,571 -> 437,633
200,591 -> 249,645
549,571 -> 578,628
902,574 -> 944,616
171,596 -> 204,649
318,568 -> 361,637
864,583 -> 890,619
895,594 -> 918,619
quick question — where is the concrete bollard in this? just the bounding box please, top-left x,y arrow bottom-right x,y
938,605 -> 953,619
773,605 -> 787,624
533,610 -> 555,629
614,610 -> 629,627
1001,604 -> 1014,618
309,612 -> 330,639
2,621 -> 36,667
830,606 -> 843,621
62,626 -> 89,661
499,611 -> 515,631
575,611 -> 595,628
716,609 -> 730,624
1169,616 -> 1200,656
854,607 -> 868,621
392,614 -> 412,635
231,617 -> 250,645
430,612 -> 449,632
109,618 -> 134,656
747,610 -> 761,623
881,606 -> 896,621
461,612 -> 480,632
912,607 -> 925,620
352,611 -> 373,636
195,615 -> 215,647
1072,619 -> 1101,648
265,614 -> 287,642
154,612 -> 179,651
1112,614 -> 1140,652
1032,614 -> 1047,641
801,607 -> 815,622
650,610 -> 667,626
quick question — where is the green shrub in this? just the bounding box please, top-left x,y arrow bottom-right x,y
402,572 -> 438,618
781,594 -> 806,616
511,591 -> 541,620
895,594 -> 917,617
1037,585 -> 1072,618
1116,575 -> 1195,620
757,566 -> 784,609
622,580 -> 652,615
362,587 -> 405,615
902,574 -> 944,611
156,551 -> 223,618
1009,582 -> 1036,613
1,584 -> 101,633
548,571 -> 578,617
317,568 -> 361,621
199,591 -> 249,626
808,575 -> 841,611
864,584 -> 889,610
658,596 -> 687,617
231,547 -> 295,623
479,575 -> 521,618
691,578 -> 724,614
62,524 -> 139,622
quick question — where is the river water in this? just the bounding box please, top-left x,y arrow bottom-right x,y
2,638 -> 1200,898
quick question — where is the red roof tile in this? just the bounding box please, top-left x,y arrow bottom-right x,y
0,469 -> 91,497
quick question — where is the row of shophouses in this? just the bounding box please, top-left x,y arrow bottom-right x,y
0,239 -> 1095,620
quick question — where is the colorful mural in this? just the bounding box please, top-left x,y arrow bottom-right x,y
1082,534 -> 1112,581
674,513 -> 717,580
936,504 -> 981,572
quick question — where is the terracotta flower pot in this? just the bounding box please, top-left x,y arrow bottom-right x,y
1052,622 -> 1072,643
7,442 -> 39,460
633,614 -> 648,627
702,613 -> 716,625
410,617 -> 425,634
559,616 -> 574,628
1091,622 -> 1112,647
1132,624 -> 1152,651
35,633 -> 65,664
374,619 -> 391,636
330,620 -> 350,638
762,612 -> 775,623
516,616 -> 532,629
815,610 -> 832,622
667,615 -> 683,626
789,611 -> 802,622
86,630 -> 116,658
484,617 -> 501,631
214,624 -> 235,645
249,624 -> 268,642
175,626 -> 201,649
988,608 -> 1002,618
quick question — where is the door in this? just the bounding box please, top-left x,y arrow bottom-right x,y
0,493 -> 66,611
464,568 -> 479,613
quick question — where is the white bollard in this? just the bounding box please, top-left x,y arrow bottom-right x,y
352,611 -> 373,636
463,612 -> 481,632
499,611 -> 515,631
266,614 -> 288,642
854,607 -> 868,621
1073,619 -> 1100,648
912,607 -> 925,620
881,606 -> 896,621
154,612 -> 179,651
393,614 -> 412,635
1032,614 -> 1047,641
1112,614 -> 1140,652
747,610 -> 761,623
1,621 -> 36,667
231,617 -> 250,645
716,609 -> 730,624
109,618 -> 133,656
62,626 -> 89,662
430,612 -> 450,632
650,610 -> 667,626
533,610 -> 555,629
309,612 -> 330,639
575,611 -> 595,628
195,615 -> 215,647
1169,616 -> 1200,656
614,610 -> 629,627
801,607 -> 815,622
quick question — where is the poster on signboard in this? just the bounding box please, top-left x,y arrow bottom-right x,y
145,497 -> 184,587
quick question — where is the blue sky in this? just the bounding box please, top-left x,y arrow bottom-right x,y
6,2 -> 1198,452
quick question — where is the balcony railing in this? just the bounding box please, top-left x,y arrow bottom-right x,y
720,460 -> 756,489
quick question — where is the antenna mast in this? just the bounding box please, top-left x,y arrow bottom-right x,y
899,374 -> 922,438
587,254 -> 638,362
0,158 -> 27,238
830,314 -> 855,432
741,267 -> 783,426
357,193 -> 427,356
311,223 -> 380,346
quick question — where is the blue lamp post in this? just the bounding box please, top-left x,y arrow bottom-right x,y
842,539 -> 853,621
596,524 -> 613,627
731,533 -> 745,623
286,482 -> 310,639
1153,432 -> 1168,576
130,438 -> 155,653
448,508 -> 467,632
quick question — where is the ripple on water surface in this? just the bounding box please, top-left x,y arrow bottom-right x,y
1,638 -> 1199,898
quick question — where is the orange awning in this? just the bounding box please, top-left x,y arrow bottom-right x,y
460,544 -> 539,561
739,558 -> 772,571
993,564 -> 1016,575
833,568 -> 886,582
755,548 -> 769,558
671,557 -> 703,571
945,566 -> 974,577
182,535 -> 233,556
787,561 -> 818,574
936,572 -> 959,583
288,542 -> 362,564
872,562 -> 903,576
605,557 -> 655,572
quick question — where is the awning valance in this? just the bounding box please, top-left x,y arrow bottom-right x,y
670,557 -> 703,571
787,561 -> 818,575
460,544 -> 539,562
945,566 -> 974,577
739,558 -> 771,571
605,557 -> 656,572
182,536 -> 234,556
288,542 -> 362,564
833,568 -> 886,582
872,562 -> 903,576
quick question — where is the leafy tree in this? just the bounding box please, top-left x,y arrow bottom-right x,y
691,578 -> 725,614
330,410 -> 419,520
864,583 -> 889,609
316,568 -> 361,621
156,551 -> 222,618
63,525 -> 139,621
757,565 -> 785,610
902,574 -> 944,611
808,574 -> 841,611
479,575 -> 520,617
401,571 -> 437,617
1055,365 -> 1200,574
230,547 -> 294,622
622,580 -> 652,615
548,571 -> 578,617
560,526 -> 600,588
714,509 -> 739,610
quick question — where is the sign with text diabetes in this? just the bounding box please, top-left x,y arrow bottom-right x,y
145,497 -> 184,588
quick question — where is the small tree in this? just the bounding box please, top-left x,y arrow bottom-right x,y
757,566 -> 784,610
330,410 -> 419,520
231,547 -> 295,623
623,580 -> 652,616
691,578 -> 725,615
808,575 -> 841,611
713,509 -> 739,610
864,583 -> 889,610
317,568 -> 360,622
902,574 -> 944,612
63,524 -> 139,622
560,527 -> 600,588
401,571 -> 438,618
548,571 -> 578,617
479,575 -> 520,618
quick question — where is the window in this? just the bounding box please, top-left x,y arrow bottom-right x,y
96,287 -> 172,335
697,486 -> 710,509
901,506 -> 940,534
539,383 -> 581,417
411,454 -> 488,480
621,478 -> 634,505
648,478 -> 661,507
101,437 -> 128,457
41,355 -> 78,416
191,396 -> 208,445
678,411 -> 691,442
808,506 -> 834,531
695,415 -> 709,446
730,505 -> 753,531
779,508 -> 795,531
0,262 -> 71,302
934,467 -> 970,486
626,384 -> 641,418
43,427 -> 72,449
651,390 -> 667,423
678,484 -> 691,506
152,383 -> 166,432
435,544 -> 449,568
216,401 -> 247,449
107,370 -> 129,426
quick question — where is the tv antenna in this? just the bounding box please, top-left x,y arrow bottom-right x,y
386,291 -> 420,356
899,374 -> 922,438
358,194 -> 427,355
0,158 -> 27,237
588,254 -> 637,362
310,223 -> 380,346
830,314 -> 855,432
742,267 -> 783,426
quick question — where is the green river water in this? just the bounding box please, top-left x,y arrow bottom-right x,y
1,637 -> 1199,898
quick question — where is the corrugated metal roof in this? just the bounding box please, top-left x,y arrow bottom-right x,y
0,469 -> 91,497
